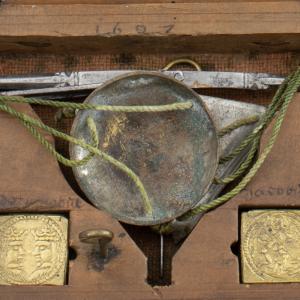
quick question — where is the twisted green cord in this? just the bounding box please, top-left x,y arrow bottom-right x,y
219,73 -> 293,164
155,67 -> 300,234
0,101 -> 96,167
217,115 -> 260,138
22,116 -> 98,167
1,67 -> 299,229
213,115 -> 261,185
1,100 -> 188,216
214,135 -> 261,185
0,97 -> 194,216
182,67 -> 300,220
0,96 -> 193,112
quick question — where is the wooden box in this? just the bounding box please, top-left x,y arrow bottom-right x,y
0,1 -> 299,299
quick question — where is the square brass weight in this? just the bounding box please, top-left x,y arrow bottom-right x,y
0,214 -> 68,285
241,210 -> 300,283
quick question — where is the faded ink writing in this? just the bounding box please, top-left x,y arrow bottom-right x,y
0,194 -> 82,209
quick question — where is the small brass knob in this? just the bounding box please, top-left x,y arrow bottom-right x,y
79,229 -> 114,259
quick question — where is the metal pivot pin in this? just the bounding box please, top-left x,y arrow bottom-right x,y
79,229 -> 114,259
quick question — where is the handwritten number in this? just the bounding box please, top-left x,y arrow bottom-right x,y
100,23 -> 174,36
136,24 -> 147,34
113,23 -> 122,35
163,24 -> 174,34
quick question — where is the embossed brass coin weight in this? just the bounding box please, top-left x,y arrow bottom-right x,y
0,214 -> 68,285
241,210 -> 300,283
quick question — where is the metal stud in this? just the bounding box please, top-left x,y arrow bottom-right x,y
79,229 -> 114,259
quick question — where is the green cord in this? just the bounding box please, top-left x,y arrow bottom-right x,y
0,98 -> 193,217
185,68 -> 300,228
0,93 -> 193,216
217,115 -> 260,138
155,67 -> 300,234
214,135 -> 261,185
219,72 -> 293,164
1,67 -> 299,228
0,96 -> 193,112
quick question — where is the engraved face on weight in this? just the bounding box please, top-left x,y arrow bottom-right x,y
6,229 -> 54,278
0,215 -> 67,285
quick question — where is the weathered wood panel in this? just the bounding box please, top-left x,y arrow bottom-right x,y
0,2 -> 298,53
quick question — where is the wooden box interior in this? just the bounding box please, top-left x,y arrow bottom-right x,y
0,1 -> 299,299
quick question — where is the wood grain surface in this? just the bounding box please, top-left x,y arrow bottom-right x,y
0,1 -> 299,296
0,1 -> 299,53
4,0 -> 292,4
1,84 -> 300,299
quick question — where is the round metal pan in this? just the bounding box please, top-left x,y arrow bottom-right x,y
70,72 -> 218,225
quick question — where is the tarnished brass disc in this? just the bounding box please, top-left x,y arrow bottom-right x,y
70,72 -> 218,225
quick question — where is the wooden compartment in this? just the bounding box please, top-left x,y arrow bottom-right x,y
0,1 -> 299,299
